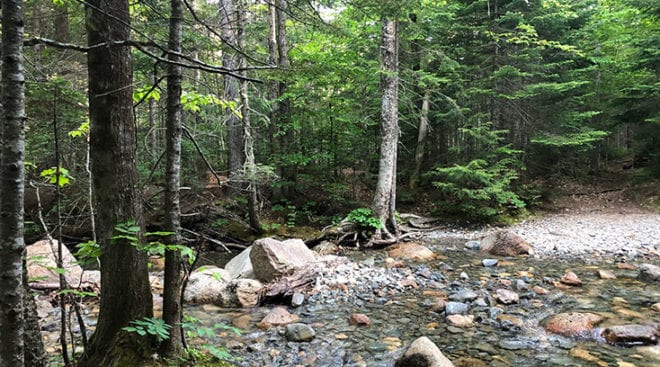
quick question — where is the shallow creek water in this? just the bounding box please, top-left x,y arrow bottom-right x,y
186,241 -> 660,367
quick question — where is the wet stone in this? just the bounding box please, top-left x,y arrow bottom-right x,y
495,289 -> 519,305
449,289 -> 479,302
598,269 -> 617,279
445,301 -> 469,315
498,339 -> 532,350
559,271 -> 582,286
482,259 -> 499,267
291,292 -> 305,308
285,323 -> 316,342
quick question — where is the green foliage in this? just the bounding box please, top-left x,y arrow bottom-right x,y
40,166 -> 73,187
74,240 -> 101,266
429,158 -> 526,220
111,222 -> 196,264
122,317 -> 171,343
531,130 -> 609,148
68,121 -> 90,139
346,208 -> 382,230
181,315 -> 241,363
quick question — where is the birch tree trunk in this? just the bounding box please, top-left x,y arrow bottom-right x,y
0,0 -> 27,365
371,18 -> 399,240
80,0 -> 153,364
221,0 -> 244,194
161,0 -> 185,357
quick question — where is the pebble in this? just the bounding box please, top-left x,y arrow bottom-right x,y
445,302 -> 469,315
285,323 -> 316,342
483,259 -> 499,267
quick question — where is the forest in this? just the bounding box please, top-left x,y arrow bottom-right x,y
0,0 -> 658,366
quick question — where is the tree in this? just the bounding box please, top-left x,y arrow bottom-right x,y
371,17 -> 399,241
221,0 -> 244,194
0,1 -> 28,365
79,0 -> 153,365
237,0 -> 262,231
161,0 -> 185,357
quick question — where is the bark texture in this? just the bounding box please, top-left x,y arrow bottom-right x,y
161,0 -> 185,357
0,0 -> 27,365
238,0 -> 261,231
221,0 -> 244,193
80,0 -> 153,365
372,18 -> 399,238
409,89 -> 430,189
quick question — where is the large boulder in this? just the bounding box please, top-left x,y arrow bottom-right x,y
26,239 -> 90,289
544,312 -> 604,338
395,336 -> 455,367
480,231 -> 532,256
224,247 -> 254,279
249,238 -> 316,282
183,266 -> 230,304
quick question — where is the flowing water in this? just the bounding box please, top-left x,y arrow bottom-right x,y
185,242 -> 660,367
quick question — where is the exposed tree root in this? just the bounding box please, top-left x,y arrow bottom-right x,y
310,213 -> 443,249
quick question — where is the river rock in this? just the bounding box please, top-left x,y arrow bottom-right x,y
250,238 -> 317,282
544,312 -> 604,338
183,266 -> 230,304
26,239 -> 95,290
234,278 -> 264,307
495,289 -> 519,305
445,302 -> 469,315
224,247 -> 254,279
532,285 -> 549,295
638,263 -> 660,283
602,323 -> 659,346
447,314 -> 474,328
387,242 -> 436,261
464,241 -> 481,250
285,323 -> 316,342
598,270 -> 616,280
257,306 -> 299,329
480,231 -> 532,256
449,289 -> 478,302
312,241 -> 340,255
560,271 -> 582,286
291,292 -> 305,307
395,336 -> 455,367
482,259 -> 498,267
350,313 -> 371,326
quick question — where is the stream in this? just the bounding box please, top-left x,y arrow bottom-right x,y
182,238 -> 660,367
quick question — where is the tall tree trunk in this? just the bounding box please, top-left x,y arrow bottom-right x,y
148,65 -> 159,156
238,0 -> 261,232
371,18 -> 399,240
53,2 -> 71,43
276,0 -> 294,199
80,0 -> 153,365
161,0 -> 185,357
266,0 -> 282,199
22,264 -> 46,367
221,0 -> 244,194
409,89 -> 430,189
0,1 -> 27,365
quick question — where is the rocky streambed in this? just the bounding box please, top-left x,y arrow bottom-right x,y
37,210 -> 660,366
